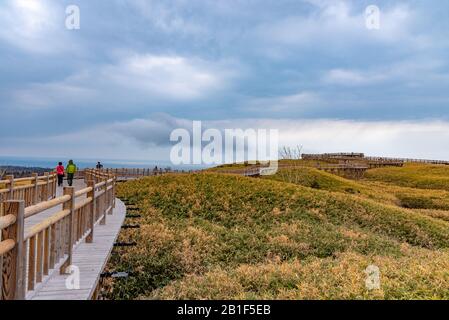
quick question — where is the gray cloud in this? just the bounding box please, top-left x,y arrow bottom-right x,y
4,113 -> 449,161
1,0 -> 449,159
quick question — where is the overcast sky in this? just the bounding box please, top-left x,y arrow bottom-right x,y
1,0 -> 449,162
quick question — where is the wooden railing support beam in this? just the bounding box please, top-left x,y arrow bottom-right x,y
60,187 -> 75,274
86,180 -> 96,243
5,175 -> 14,200
32,173 -> 38,204
1,200 -> 25,300
44,172 -> 50,201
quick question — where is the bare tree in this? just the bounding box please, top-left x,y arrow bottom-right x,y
0,168 -> 6,180
279,145 -> 303,160
276,145 -> 305,183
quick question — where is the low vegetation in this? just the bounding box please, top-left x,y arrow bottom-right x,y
106,164 -> 449,300
365,163 -> 449,191
264,166 -> 449,212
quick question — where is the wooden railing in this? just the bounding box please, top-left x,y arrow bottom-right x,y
301,153 -> 449,166
99,167 -> 192,179
0,201 -> 25,299
302,153 -> 365,159
0,169 -> 116,300
103,168 -> 156,177
364,156 -> 449,165
0,173 -> 57,207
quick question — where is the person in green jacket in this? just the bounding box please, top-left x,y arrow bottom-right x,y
66,160 -> 77,186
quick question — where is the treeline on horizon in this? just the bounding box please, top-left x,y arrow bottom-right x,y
0,166 -> 52,179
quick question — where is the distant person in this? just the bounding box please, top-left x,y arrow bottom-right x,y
56,162 -> 65,187
96,161 -> 103,170
66,160 -> 77,187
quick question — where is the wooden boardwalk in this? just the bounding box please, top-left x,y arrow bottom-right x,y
28,199 -> 125,300
15,178 -> 127,300
1,170 -> 125,300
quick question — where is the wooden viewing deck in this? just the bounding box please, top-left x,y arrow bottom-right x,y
302,153 -> 449,166
0,170 -> 126,300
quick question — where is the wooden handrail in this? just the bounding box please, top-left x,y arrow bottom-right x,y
24,209 -> 70,241
24,195 -> 71,218
74,197 -> 93,211
75,187 -> 93,198
95,181 -> 107,188
0,173 -> 57,207
0,214 -> 17,230
2,174 -> 57,184
0,239 -> 15,256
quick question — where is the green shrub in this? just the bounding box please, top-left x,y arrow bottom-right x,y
397,194 -> 435,209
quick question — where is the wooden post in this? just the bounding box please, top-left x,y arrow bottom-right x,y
43,228 -> 50,276
5,175 -> 14,200
101,178 -> 107,225
1,200 -> 25,300
60,187 -> 75,274
86,180 -> 96,243
44,172 -> 50,201
28,236 -> 36,291
36,231 -> 43,284
112,176 -> 116,209
32,173 -> 38,204
107,178 -> 113,215
53,174 -> 57,198
49,225 -> 56,269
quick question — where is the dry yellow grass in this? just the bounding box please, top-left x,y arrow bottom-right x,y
106,170 -> 449,300
151,249 -> 449,300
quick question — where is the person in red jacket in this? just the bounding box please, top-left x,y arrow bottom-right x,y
56,162 -> 65,187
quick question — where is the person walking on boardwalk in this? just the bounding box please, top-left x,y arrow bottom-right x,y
56,162 -> 65,187
96,161 -> 103,170
66,160 -> 77,187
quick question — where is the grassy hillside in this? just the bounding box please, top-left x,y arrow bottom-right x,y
265,167 -> 363,193
106,172 -> 449,300
365,163 -> 449,191
264,167 -> 449,213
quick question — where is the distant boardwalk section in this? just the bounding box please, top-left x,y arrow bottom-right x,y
302,153 -> 449,166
